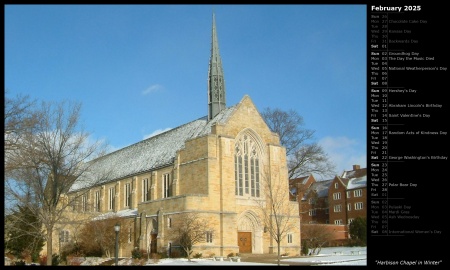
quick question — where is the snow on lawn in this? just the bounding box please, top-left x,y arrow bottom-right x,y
282,246 -> 367,266
134,246 -> 367,266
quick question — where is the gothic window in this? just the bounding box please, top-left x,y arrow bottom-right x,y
81,194 -> 87,212
163,173 -> 172,198
94,190 -> 101,212
142,178 -> 150,202
108,187 -> 115,211
68,195 -> 78,212
235,134 -> 260,197
125,183 -> 131,208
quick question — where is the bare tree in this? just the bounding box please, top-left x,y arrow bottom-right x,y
5,100 -> 109,265
171,213 -> 212,262
257,169 -> 300,266
301,224 -> 333,255
261,107 -> 335,179
4,90 -> 38,172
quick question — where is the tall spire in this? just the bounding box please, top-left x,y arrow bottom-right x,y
208,12 -> 226,120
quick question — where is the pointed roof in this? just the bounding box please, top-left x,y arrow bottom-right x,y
208,12 -> 226,120
211,12 -> 221,61
69,104 -> 239,192
69,117 -> 207,192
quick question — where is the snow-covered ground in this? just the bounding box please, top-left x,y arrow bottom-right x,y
115,246 -> 367,266
281,246 -> 367,266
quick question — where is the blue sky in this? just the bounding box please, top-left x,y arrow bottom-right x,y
5,4 -> 367,177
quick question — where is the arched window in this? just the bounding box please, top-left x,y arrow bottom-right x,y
235,133 -> 260,197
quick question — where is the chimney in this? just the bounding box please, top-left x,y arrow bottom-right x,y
352,164 -> 360,170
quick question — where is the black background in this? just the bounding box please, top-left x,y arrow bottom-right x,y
366,1 -> 447,267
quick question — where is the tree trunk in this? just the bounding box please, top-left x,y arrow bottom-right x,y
187,248 -> 192,262
46,228 -> 53,265
277,241 -> 281,266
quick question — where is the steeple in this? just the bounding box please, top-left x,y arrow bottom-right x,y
208,12 -> 226,120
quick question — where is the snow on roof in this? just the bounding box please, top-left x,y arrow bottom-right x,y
289,176 -> 310,186
311,179 -> 333,198
346,175 -> 367,190
302,179 -> 332,200
69,106 -> 237,192
199,105 -> 236,133
341,167 -> 367,179
92,208 -> 138,221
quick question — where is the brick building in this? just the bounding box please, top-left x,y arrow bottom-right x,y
329,165 -> 367,225
290,165 -> 366,244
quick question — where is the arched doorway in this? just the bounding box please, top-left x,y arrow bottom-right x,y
237,211 -> 264,254
147,218 -> 158,254
238,232 -> 252,253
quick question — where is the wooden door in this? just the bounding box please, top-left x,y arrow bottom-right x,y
238,232 -> 252,253
150,234 -> 157,254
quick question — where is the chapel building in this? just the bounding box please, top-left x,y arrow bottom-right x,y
55,13 -> 301,258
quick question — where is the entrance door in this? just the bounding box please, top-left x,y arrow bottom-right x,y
150,234 -> 157,254
238,232 -> 252,253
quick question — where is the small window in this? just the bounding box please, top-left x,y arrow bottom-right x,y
354,189 -> 362,197
128,227 -> 132,243
334,219 -> 343,225
346,191 -> 351,198
333,192 -> 341,200
59,230 -> 70,243
206,231 -> 213,243
309,209 -> 317,216
355,202 -> 364,210
334,183 -> 338,189
287,233 -> 293,244
334,204 -> 342,212
347,203 -> 351,211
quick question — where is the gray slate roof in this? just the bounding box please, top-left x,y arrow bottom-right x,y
70,105 -> 237,192
303,179 -> 333,199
